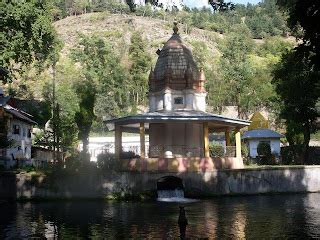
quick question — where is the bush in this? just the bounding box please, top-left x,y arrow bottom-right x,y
280,146 -> 296,165
257,142 -> 272,165
97,152 -> 120,172
209,143 -> 224,157
280,145 -> 307,165
65,151 -> 82,170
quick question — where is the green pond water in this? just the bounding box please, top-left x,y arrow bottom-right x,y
1,193 -> 320,239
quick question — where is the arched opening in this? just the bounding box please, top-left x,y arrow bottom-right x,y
157,176 -> 184,200
157,176 -> 184,191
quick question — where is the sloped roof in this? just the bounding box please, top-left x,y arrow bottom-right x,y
105,110 -> 250,128
4,105 -> 37,124
242,129 -> 283,139
149,22 -> 205,93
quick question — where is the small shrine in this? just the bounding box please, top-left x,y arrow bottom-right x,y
105,23 -> 250,171
243,112 -> 282,158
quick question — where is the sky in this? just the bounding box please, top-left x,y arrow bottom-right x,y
183,0 -> 261,8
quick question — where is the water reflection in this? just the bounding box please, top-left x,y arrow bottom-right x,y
1,193 -> 320,239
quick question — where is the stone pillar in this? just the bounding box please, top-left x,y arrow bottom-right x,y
203,122 -> 210,158
139,122 -> 145,158
235,127 -> 241,159
225,128 -> 231,146
115,125 -> 122,160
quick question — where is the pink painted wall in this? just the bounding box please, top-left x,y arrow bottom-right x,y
123,157 -> 244,172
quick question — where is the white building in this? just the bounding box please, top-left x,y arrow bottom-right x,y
242,129 -> 283,158
0,89 -> 36,167
80,136 -> 150,162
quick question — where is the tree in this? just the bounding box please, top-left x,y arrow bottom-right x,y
218,24 -> 255,118
272,50 -> 319,163
71,35 -> 130,154
277,0 -> 320,69
0,1 -> 60,82
128,32 -> 151,106
74,80 -> 96,157
274,0 -> 320,162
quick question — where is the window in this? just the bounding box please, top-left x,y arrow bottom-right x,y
174,97 -> 183,105
13,125 -> 20,135
27,129 -> 32,138
23,128 -> 26,137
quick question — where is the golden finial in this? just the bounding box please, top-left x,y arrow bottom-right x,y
173,20 -> 179,34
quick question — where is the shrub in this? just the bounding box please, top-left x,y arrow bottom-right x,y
65,151 -> 82,169
257,142 -> 272,165
280,146 -> 295,165
97,152 -> 120,172
209,143 -> 224,157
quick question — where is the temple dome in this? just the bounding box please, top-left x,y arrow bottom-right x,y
149,22 -> 206,93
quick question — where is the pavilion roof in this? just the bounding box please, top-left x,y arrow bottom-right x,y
104,110 -> 250,132
242,129 -> 283,139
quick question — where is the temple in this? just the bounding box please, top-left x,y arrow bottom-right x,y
105,22 -> 250,172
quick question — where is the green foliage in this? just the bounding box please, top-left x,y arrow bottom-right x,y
257,142 -> 271,157
257,37 -> 294,57
191,41 -> 209,69
209,143 -> 224,157
277,0 -> 320,69
128,32 -> 152,106
97,152 -> 120,172
245,0 -> 288,38
218,24 -> 256,118
46,0 -> 289,40
257,141 -> 272,165
273,50 -> 319,162
74,80 -> 96,155
280,146 -> 295,165
0,1 -> 60,82
71,34 -> 132,151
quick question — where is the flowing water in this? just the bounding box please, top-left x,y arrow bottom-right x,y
157,189 -> 198,202
1,193 -> 320,239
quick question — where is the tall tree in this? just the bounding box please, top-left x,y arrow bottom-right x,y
71,35 -> 130,154
274,0 -> 320,162
218,24 -> 254,118
74,80 -> 96,157
0,0 -> 60,82
273,50 -> 319,162
128,32 -> 151,107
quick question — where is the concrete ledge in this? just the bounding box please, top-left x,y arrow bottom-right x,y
1,166 -> 320,200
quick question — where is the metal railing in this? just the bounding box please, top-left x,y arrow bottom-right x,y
149,145 -> 203,158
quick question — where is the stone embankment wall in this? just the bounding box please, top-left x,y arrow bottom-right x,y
1,166 -> 320,200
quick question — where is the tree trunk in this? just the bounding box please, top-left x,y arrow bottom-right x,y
82,136 -> 89,155
302,123 -> 311,164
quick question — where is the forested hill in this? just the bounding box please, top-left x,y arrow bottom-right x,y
4,1 -> 295,141
54,12 -> 220,62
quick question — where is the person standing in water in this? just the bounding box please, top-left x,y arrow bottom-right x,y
178,206 -> 188,239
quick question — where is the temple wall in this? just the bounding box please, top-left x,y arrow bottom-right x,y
149,123 -> 204,157
149,89 -> 206,112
